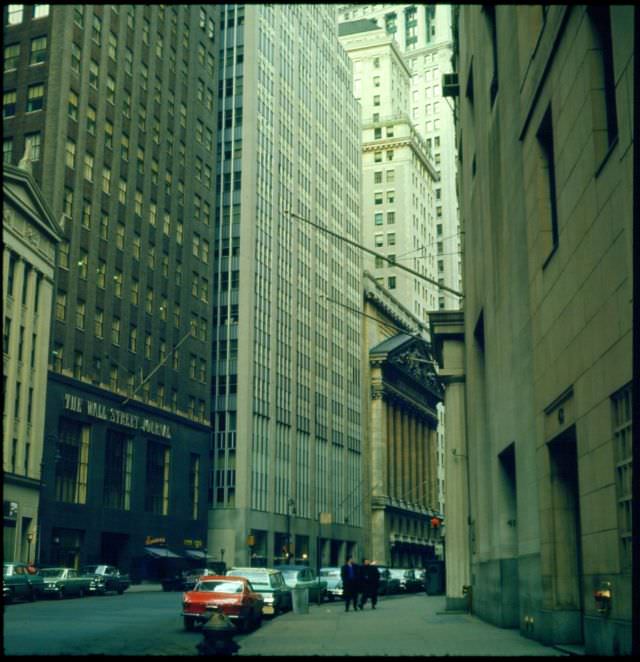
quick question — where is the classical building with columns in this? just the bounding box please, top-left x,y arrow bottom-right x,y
3,163 -> 62,563
362,273 -> 443,568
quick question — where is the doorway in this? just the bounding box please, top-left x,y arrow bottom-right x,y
548,426 -> 584,643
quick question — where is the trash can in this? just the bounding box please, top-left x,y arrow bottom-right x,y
424,561 -> 445,595
291,587 -> 309,614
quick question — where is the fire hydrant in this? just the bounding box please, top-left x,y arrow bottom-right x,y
196,607 -> 240,656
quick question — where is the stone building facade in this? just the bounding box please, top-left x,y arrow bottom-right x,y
451,5 -> 633,655
3,163 -> 62,563
362,273 -> 443,568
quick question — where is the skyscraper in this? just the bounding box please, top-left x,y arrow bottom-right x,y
337,4 -> 462,311
3,4 -> 217,576
338,20 -> 439,325
210,4 -> 363,568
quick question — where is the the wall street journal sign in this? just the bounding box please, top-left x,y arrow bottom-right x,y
64,393 -> 172,439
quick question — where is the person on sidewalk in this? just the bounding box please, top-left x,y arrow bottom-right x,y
359,559 -> 380,610
340,556 -> 360,612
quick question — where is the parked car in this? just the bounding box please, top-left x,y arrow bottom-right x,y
3,562 -> 45,603
388,568 -> 421,593
39,567 -> 93,599
162,566 -> 222,592
276,565 -> 327,603
226,567 -> 292,615
182,575 -> 264,632
80,565 -> 131,595
320,567 -> 343,601
377,566 -> 400,595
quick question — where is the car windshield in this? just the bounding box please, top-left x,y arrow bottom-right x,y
280,570 -> 298,579
40,569 -> 64,578
389,569 -> 404,577
235,574 -> 271,588
196,580 -> 244,593
320,569 -> 340,577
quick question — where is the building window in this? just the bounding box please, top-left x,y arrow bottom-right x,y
374,212 -> 383,226
68,90 -> 78,121
588,6 -> 619,156
7,4 -> 24,25
106,75 -> 115,104
95,308 -> 104,337
145,441 -> 170,515
83,153 -> 94,181
386,150 -> 394,161
55,292 -> 66,321
76,301 -> 85,330
65,139 -> 76,168
3,138 -> 13,164
33,4 -> 49,19
29,35 -> 47,64
103,431 -> 133,511
89,60 -> 99,88
54,419 -> 90,505
388,276 -> 396,289
4,43 -> 20,71
612,384 -> 632,569
374,171 -> 382,184
3,90 -> 17,118
128,325 -> 137,352
373,95 -> 380,107
111,316 -> 120,345
536,106 -> 559,266
24,132 -> 41,161
387,232 -> 396,246
374,234 -> 384,247
374,192 -> 383,205
86,105 -> 96,135
387,211 -> 395,224
26,84 -> 45,112
130,279 -> 139,305
374,127 -> 382,139
374,151 -> 382,163
70,42 -> 81,73
387,190 -> 395,203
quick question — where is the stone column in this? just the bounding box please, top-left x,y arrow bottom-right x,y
429,311 -> 470,612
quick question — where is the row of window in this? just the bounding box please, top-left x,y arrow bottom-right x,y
54,420 -> 201,519
3,85 -> 45,116
3,37 -> 47,71
5,4 -> 49,25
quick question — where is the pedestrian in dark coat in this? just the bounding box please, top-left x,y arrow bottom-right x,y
340,556 -> 360,611
359,559 -> 380,609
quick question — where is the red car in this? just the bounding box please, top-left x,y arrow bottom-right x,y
182,575 -> 264,632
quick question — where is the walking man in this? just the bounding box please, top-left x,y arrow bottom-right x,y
359,559 -> 380,609
340,556 -> 359,612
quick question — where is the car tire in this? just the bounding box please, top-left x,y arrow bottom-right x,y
28,586 -> 37,602
254,612 -> 262,630
56,588 -> 64,600
184,616 -> 196,631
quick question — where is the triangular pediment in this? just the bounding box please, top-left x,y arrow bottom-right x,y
3,164 -> 62,242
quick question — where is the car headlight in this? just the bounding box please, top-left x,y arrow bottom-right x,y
263,595 -> 274,604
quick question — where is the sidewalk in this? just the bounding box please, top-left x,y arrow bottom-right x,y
127,582 -> 163,593
237,593 -> 568,657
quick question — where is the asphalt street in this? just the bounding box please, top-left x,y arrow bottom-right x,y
3,584 -> 569,657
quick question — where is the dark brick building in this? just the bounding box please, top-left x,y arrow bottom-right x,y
3,4 -> 219,578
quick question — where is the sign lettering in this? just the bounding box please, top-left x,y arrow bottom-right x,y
63,393 -> 172,439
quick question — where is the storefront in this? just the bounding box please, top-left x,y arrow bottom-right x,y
38,375 -> 211,580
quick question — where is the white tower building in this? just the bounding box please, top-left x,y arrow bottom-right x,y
339,22 -> 439,325
337,4 -> 462,310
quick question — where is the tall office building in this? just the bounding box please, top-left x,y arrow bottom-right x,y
337,4 -> 462,310
3,4 -> 217,576
338,21 -> 440,325
210,4 -> 363,568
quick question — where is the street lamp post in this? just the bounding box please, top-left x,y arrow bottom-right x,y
286,498 -> 296,562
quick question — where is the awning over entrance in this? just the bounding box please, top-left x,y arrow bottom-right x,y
144,546 -> 184,558
185,549 -> 207,560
